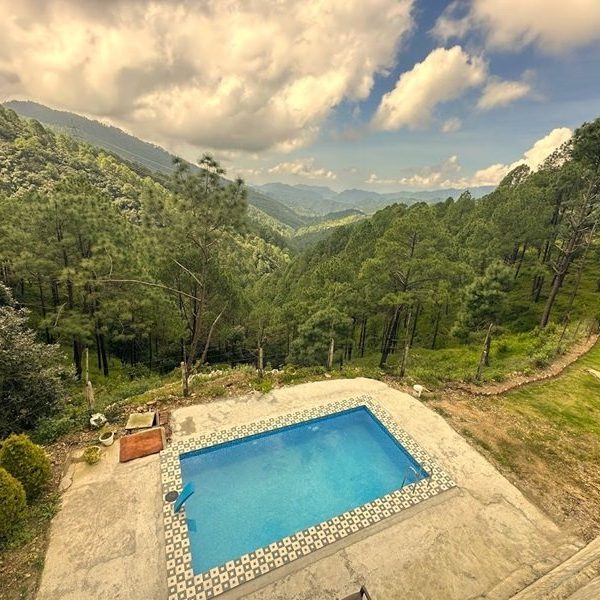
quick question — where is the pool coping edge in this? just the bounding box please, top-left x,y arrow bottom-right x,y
159,395 -> 456,600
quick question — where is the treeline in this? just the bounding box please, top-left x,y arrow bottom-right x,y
0,108 -> 287,396
1,106 -> 599,419
260,120 -> 600,371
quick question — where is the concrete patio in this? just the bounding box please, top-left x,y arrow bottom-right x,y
37,378 -> 583,599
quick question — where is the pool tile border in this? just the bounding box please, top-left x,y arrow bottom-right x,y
160,395 -> 455,600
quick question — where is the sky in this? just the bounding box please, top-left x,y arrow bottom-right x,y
1,0 -> 599,191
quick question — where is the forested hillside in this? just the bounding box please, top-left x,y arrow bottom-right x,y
1,104 -> 599,436
0,106 -> 287,412
2,102 -> 315,233
5,101 -> 493,225
261,124 -> 600,375
5,100 -> 181,175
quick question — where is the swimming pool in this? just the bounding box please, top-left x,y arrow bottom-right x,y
180,406 -> 427,573
160,396 -> 454,600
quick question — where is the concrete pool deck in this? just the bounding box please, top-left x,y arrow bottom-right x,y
37,378 -> 583,599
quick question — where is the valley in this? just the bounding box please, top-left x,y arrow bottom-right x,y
1,104 -> 599,600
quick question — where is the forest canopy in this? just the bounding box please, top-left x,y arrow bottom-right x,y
0,106 -> 599,433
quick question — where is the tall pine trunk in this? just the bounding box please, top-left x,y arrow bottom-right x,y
380,305 -> 401,368
476,324 -> 493,381
98,334 -> 109,376
398,309 -> 412,377
514,241 -> 528,279
359,317 -> 367,357
409,303 -> 420,347
73,340 -> 83,380
431,305 -> 442,350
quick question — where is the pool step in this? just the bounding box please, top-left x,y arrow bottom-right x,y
508,536 -> 600,600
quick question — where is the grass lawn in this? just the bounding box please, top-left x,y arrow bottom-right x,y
428,340 -> 600,541
504,346 -> 600,436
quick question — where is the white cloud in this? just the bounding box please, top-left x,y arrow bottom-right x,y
520,127 -> 572,170
441,117 -> 462,133
0,0 -> 414,152
477,79 -> 532,110
458,127 -> 573,185
372,46 -> 487,131
366,127 -> 573,189
236,158 -> 337,182
434,0 -> 600,53
464,127 -> 571,185
268,158 -> 337,180
367,155 -> 463,188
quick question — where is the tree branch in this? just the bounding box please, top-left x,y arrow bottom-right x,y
172,258 -> 204,288
98,278 -> 202,302
200,305 -> 227,364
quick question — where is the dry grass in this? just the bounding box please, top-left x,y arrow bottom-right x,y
426,340 -> 600,542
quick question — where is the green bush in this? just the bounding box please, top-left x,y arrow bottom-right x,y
496,341 -> 510,355
251,377 -> 274,393
103,401 -> 126,422
0,284 -> 69,437
0,434 -> 51,501
32,414 -> 78,445
531,350 -> 553,368
0,466 -> 26,542
125,363 -> 152,379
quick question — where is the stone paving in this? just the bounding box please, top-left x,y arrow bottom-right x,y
37,378 -> 582,600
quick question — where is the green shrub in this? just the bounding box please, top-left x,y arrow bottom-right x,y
203,384 -> 226,398
0,466 -> 26,542
251,377 -> 274,394
0,434 -> 51,501
32,414 -> 77,445
0,284 -> 69,437
103,401 -> 126,422
125,363 -> 152,379
496,341 -> 510,355
531,350 -> 552,368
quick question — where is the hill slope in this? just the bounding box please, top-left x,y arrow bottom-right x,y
6,100 -> 180,174
4,101 -> 309,230
4,101 -> 495,230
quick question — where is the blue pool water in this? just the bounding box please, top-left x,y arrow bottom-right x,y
179,406 -> 426,573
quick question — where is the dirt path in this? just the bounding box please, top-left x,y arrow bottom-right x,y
416,338 -> 600,544
452,333 -> 599,396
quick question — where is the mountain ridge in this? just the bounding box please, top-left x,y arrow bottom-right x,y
3,100 -> 312,230
5,100 -> 495,224
256,182 -> 495,216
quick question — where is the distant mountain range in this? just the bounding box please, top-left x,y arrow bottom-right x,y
5,100 -> 495,224
256,182 -> 495,216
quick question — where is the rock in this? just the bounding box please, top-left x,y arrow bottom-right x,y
89,413 -> 107,428
58,475 -> 72,492
585,368 -> 600,381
